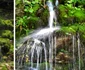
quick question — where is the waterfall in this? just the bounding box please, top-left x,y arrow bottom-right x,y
49,35 -> 53,70
42,42 -> 48,70
30,39 -> 42,69
54,36 -> 57,67
31,41 -> 36,68
47,0 -> 58,70
47,1 -> 54,28
72,35 -> 75,70
47,0 -> 58,28
78,33 -> 81,70
15,0 -> 84,70
16,0 -> 60,70
29,39 -> 48,70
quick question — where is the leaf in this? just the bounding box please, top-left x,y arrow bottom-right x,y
74,9 -> 85,20
0,19 -> 13,27
0,37 -> 10,45
29,8 -> 34,13
32,4 -> 39,13
1,30 -> 13,39
35,0 -> 39,3
32,1 -> 36,4
24,0 -> 31,5
2,65 -> 8,70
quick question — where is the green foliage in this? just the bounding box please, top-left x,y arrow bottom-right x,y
0,19 -> 13,56
16,0 -> 85,41
16,0 -> 47,38
2,65 -> 7,70
16,1 -> 85,69
61,23 -> 85,33
57,0 -> 85,41
24,0 -> 40,14
60,49 -> 68,53
16,0 -> 22,6
60,23 -> 85,41
0,19 -> 13,27
1,30 -> 13,39
59,0 -> 85,25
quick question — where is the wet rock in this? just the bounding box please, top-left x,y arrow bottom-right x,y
56,52 -> 71,63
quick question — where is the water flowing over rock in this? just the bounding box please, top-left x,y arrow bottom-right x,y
16,0 -> 82,70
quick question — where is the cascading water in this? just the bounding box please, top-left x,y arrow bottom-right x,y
16,0 -> 60,70
72,35 -> 75,70
47,1 -> 55,70
77,33 -> 81,70
16,0 -> 83,70
47,1 -> 55,28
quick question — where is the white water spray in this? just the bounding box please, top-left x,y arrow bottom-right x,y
72,35 -> 75,70
47,0 -> 58,28
47,0 -> 59,70
78,33 -> 81,70
16,0 -> 59,70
